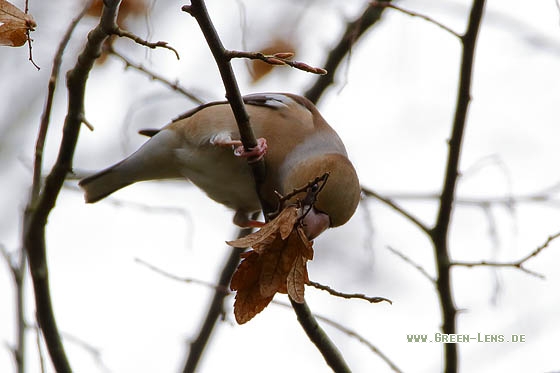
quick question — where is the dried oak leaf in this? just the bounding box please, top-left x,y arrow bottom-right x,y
227,206 -> 315,323
0,0 -> 36,47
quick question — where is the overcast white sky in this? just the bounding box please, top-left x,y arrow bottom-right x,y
1,0 -> 560,372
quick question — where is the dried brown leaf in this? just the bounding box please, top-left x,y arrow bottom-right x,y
296,226 -> 314,260
259,234 -> 298,297
230,251 -> 274,324
226,205 -> 299,249
229,205 -> 316,323
230,251 -> 259,291
0,0 -> 36,47
287,256 -> 307,303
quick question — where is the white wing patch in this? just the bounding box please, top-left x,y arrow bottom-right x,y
209,131 -> 234,146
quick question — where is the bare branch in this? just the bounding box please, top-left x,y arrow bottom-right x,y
289,298 -> 351,372
452,231 -> 560,279
107,46 -> 204,104
226,50 -> 327,75
181,217 -> 257,373
137,254 -> 401,373
135,257 -> 230,293
110,27 -> 180,59
307,280 -> 392,304
304,2 -> 391,104
371,1 -> 461,38
23,1 -> 123,371
33,0 -> 94,203
1,244 -> 27,373
182,0 -> 269,210
273,300 -> 403,373
362,187 -> 431,234
385,246 -> 436,285
429,1 -> 487,372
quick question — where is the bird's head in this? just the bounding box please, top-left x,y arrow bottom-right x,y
281,153 -> 360,239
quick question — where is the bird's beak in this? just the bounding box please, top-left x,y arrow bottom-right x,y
301,206 -> 330,240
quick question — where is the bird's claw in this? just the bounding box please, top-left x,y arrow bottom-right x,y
234,138 -> 268,163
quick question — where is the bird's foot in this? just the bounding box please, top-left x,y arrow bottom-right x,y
233,138 -> 268,163
233,210 -> 265,228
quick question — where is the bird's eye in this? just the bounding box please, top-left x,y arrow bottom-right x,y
310,183 -> 319,193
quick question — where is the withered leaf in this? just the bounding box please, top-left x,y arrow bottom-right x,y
226,205 -> 299,249
230,251 -> 259,292
230,251 -> 274,324
228,205 -> 316,324
287,256 -> 307,303
259,234 -> 298,297
0,0 -> 36,47
296,226 -> 314,260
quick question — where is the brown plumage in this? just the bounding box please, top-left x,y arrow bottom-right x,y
79,93 -> 360,237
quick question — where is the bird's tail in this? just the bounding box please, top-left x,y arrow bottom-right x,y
79,130 -> 182,203
79,161 -> 134,203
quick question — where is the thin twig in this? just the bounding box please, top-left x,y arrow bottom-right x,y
272,300 -> 403,373
107,46 -> 204,104
33,0 -> 94,204
226,50 -> 327,75
24,0 -> 39,70
81,117 -> 95,131
35,327 -> 45,373
181,219 -> 256,373
308,280 -> 392,304
110,27 -> 180,59
385,246 -> 436,285
452,231 -> 560,279
136,255 -> 401,373
371,1 -> 461,38
362,186 -> 431,234
0,244 -> 26,373
135,257 -> 230,293
304,1 -> 391,104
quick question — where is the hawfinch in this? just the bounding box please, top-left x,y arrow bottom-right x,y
79,93 -> 360,239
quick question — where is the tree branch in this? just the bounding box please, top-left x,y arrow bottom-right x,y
136,255 -> 400,373
304,1 -> 390,104
429,1 -> 486,372
106,45 -> 204,104
1,245 -> 26,373
182,0 -> 269,210
362,186 -> 431,234
451,231 -> 560,279
308,280 -> 392,304
181,220 -> 256,373
289,298 -> 352,373
226,49 -> 327,75
385,246 -> 436,285
109,27 -> 180,59
272,301 -> 403,373
371,1 -> 461,38
182,2 -> 351,371
22,1 -> 122,371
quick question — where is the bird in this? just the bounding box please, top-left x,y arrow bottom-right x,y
79,93 -> 360,239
